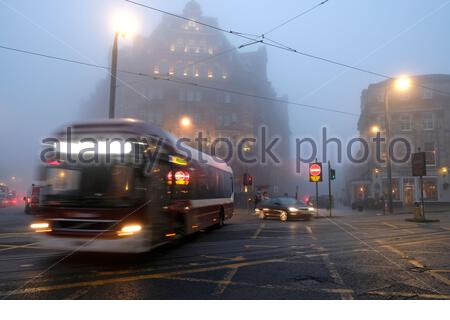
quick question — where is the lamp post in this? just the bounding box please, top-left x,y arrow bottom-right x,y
109,11 -> 137,119
383,76 -> 411,214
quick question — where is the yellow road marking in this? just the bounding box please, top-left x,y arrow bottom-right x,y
368,290 -> 450,299
202,255 -> 245,262
382,222 -> 398,229
1,257 -> 285,297
0,243 -> 37,252
213,267 -> 239,296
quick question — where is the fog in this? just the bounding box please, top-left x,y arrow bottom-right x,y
1,0 -> 450,196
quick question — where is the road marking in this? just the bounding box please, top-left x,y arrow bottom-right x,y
382,222 -> 398,229
342,222 -> 357,231
381,243 -> 450,288
252,223 -> 265,239
0,242 -> 37,252
202,255 -> 245,262
0,232 -> 34,238
0,257 -> 286,297
213,267 -> 239,296
368,290 -> 450,299
317,246 -> 353,300
305,225 -> 317,240
244,244 -> 278,249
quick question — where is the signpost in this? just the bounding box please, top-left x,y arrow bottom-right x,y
309,161 -> 323,216
412,151 -> 427,220
327,161 -> 335,217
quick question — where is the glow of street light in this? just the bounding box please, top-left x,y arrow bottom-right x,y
180,116 -> 192,128
111,11 -> 138,37
371,125 -> 380,134
394,76 -> 411,91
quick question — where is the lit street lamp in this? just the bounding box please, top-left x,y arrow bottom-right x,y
180,116 -> 192,129
384,75 -> 411,214
109,11 -> 137,119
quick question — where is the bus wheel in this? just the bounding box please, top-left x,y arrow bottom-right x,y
280,211 -> 288,222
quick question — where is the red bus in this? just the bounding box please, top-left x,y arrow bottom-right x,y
30,119 -> 234,253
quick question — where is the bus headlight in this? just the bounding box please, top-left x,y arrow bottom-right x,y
117,224 -> 142,237
308,207 -> 315,212
30,222 -> 52,233
288,207 -> 299,212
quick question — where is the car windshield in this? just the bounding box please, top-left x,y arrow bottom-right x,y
277,197 -> 307,207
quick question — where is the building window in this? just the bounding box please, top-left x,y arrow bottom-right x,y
208,48 -> 214,55
207,69 -> 213,79
225,93 -> 232,104
423,178 -> 438,201
424,142 -> 436,166
422,112 -> 434,130
376,91 -> 384,102
153,65 -> 160,75
169,44 -> 175,52
423,88 -> 433,99
399,114 -> 412,131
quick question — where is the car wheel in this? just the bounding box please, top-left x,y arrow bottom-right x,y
280,211 -> 288,222
258,212 -> 265,220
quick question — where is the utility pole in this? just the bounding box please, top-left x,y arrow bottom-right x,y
328,161 -> 332,217
108,32 -> 119,119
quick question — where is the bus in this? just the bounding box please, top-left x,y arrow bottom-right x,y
30,119 -> 234,253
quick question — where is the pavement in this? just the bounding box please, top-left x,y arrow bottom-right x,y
1,205 -> 450,299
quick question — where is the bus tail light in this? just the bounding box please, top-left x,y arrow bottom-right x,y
30,222 -> 52,233
117,224 -> 142,237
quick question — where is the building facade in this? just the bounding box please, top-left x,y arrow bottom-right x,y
82,1 -> 293,201
348,74 -> 450,207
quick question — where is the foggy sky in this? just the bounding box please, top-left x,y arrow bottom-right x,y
1,0 -> 450,194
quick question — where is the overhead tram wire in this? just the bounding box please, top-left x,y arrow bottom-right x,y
261,0 -> 330,37
0,43 -> 360,118
125,0 -> 450,97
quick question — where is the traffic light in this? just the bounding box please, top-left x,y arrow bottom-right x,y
243,173 -> 253,186
330,169 -> 336,180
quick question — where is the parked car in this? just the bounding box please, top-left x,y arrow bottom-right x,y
255,197 -> 315,221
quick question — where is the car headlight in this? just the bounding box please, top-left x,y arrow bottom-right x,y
30,222 -> 52,233
288,207 -> 299,212
255,208 -> 260,212
308,207 -> 315,212
117,224 -> 142,237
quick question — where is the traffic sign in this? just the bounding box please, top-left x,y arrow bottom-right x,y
309,163 -> 323,182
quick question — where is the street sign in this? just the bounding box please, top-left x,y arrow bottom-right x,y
309,163 -> 323,182
412,152 -> 426,177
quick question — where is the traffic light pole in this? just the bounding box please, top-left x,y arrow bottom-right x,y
328,161 -> 332,217
315,181 -> 319,217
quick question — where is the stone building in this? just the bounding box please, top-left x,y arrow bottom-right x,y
82,1 -> 292,201
347,74 -> 450,207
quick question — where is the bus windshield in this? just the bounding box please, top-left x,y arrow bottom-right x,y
42,164 -> 140,208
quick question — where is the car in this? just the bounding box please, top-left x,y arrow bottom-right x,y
5,191 -> 17,206
255,197 -> 315,222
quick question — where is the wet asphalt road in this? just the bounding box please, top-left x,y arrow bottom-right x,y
1,205 -> 450,299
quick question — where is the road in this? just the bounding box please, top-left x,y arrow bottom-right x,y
1,205 -> 450,299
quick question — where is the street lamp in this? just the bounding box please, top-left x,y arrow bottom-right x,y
180,116 -> 192,128
371,125 -> 381,134
384,75 -> 412,214
109,11 -> 137,119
